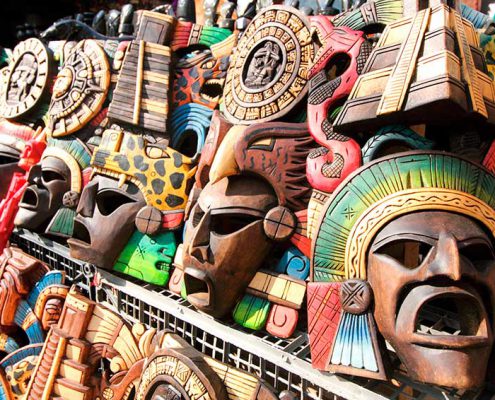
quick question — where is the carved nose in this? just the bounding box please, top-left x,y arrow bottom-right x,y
426,231 -> 469,281
33,176 -> 42,187
190,246 -> 210,263
189,210 -> 211,263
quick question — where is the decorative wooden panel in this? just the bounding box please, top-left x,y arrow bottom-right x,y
108,40 -> 171,133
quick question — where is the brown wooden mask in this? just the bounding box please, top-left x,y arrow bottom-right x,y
368,211 -> 495,389
68,175 -> 146,270
183,122 -> 314,318
311,152 -> 495,388
183,175 -> 278,318
15,156 -> 72,231
15,137 -> 92,236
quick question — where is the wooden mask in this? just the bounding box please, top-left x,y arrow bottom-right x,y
369,211 -> 495,388
15,137 -> 91,237
310,151 -> 495,388
183,122 -> 314,318
113,230 -> 177,286
0,247 -> 68,351
172,51 -> 230,110
306,17 -> 371,193
69,129 -> 196,270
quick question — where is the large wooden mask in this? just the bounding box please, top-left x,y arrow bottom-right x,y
309,151 -> 495,389
183,122 -> 314,318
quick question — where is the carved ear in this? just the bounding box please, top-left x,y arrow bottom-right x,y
263,206 -> 296,242
135,206 -> 163,236
327,279 -> 388,380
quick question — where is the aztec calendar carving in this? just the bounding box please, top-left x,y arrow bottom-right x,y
47,39 -> 110,137
0,38 -> 54,119
223,6 -> 314,124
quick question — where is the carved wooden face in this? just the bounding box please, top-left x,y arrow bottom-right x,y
172,52 -> 230,110
68,175 -> 146,270
183,176 -> 278,318
368,211 -> 495,388
15,156 -> 71,231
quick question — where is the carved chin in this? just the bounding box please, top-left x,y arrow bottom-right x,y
392,284 -> 492,388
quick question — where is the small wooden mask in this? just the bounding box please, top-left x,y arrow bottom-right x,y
69,129 -> 196,270
0,120 -> 36,200
172,51 -> 230,110
15,137 -> 91,238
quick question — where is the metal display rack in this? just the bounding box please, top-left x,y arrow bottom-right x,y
10,229 -> 491,400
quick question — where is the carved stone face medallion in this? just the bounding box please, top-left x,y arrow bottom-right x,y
15,156 -> 72,231
369,211 -> 495,389
244,41 -> 282,88
183,176 -> 278,318
68,175 -> 146,270
47,40 -> 110,137
223,6 -> 314,124
0,38 -> 54,119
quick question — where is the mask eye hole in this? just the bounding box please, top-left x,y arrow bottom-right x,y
460,241 -> 495,271
0,155 -> 18,165
96,189 -> 136,216
192,206 -> 205,228
376,239 -> 432,269
41,169 -> 65,183
211,214 -> 259,236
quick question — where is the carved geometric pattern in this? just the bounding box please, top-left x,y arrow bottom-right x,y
340,279 -> 371,314
307,282 -> 342,370
223,6 -> 314,124
321,153 -> 344,178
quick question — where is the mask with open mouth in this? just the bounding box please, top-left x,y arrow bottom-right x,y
369,211 -> 495,388
69,129 -> 196,270
15,137 -> 91,236
68,175 -> 146,270
0,121 -> 36,200
172,51 -> 230,110
183,122 -> 315,319
310,151 -> 495,389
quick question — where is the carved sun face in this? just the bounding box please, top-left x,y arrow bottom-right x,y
53,68 -> 73,99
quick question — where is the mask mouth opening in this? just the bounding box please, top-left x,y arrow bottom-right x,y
71,219 -> 92,246
20,187 -> 39,209
415,294 -> 483,337
200,79 -> 224,103
184,271 -> 211,308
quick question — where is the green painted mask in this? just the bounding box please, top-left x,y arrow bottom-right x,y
113,230 -> 177,286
